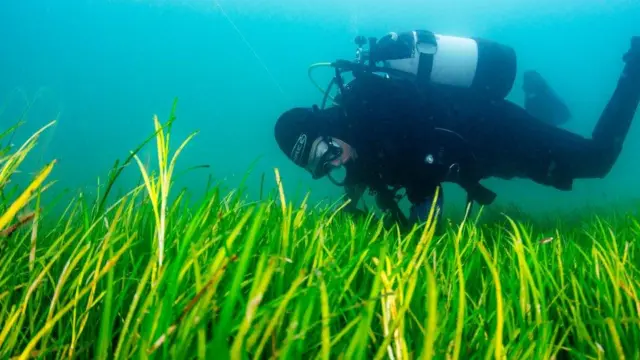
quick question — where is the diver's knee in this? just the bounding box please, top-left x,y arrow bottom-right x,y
593,147 -> 622,178
593,164 -> 612,178
574,158 -> 615,181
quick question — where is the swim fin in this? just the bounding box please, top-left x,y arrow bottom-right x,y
523,70 -> 572,126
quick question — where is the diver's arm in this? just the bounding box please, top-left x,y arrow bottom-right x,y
343,182 -> 365,210
375,186 -> 410,230
405,183 -> 447,235
408,186 -> 444,225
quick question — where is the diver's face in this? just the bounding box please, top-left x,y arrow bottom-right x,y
305,136 -> 355,180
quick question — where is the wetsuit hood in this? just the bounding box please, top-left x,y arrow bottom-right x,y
274,105 -> 348,168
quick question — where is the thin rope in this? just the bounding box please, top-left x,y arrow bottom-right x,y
213,0 -> 289,104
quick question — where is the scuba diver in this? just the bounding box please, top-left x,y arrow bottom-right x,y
273,30 -> 640,230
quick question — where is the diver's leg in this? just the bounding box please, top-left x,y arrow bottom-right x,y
493,37 -> 639,189
553,36 -> 640,181
587,36 -> 640,176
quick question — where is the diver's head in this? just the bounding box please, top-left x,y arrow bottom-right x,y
274,105 -> 356,181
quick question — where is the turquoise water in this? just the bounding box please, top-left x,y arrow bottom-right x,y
1,0 -> 640,219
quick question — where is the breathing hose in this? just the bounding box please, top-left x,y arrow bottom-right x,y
308,62 -> 338,105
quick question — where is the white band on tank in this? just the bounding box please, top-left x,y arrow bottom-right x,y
430,34 -> 479,88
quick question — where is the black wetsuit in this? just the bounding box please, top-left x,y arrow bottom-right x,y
334,46 -> 640,213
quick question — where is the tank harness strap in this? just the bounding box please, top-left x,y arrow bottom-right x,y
414,30 -> 437,86
416,52 -> 434,86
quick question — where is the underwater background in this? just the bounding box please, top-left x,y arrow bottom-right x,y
1,0 -> 640,218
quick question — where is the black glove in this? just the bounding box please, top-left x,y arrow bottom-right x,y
373,30 -> 438,63
623,36 -> 640,77
373,31 -> 416,62
623,36 -> 640,63
344,206 -> 368,218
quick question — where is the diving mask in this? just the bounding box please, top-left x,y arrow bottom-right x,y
306,136 -> 344,180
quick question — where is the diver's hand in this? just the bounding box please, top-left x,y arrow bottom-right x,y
344,206 -> 368,218
343,207 -> 403,233
623,37 -> 640,63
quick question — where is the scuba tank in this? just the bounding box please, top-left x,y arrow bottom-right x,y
355,30 -> 518,100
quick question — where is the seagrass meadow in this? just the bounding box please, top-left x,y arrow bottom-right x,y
2,103 -> 640,360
